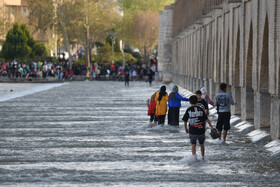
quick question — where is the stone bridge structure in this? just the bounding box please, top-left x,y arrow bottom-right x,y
158,0 -> 280,140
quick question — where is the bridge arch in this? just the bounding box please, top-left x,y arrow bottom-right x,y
231,26 -> 242,115
242,22 -> 254,121
255,15 -> 271,129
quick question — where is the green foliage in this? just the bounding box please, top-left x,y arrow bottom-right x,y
119,0 -> 174,12
95,42 -> 104,48
0,56 -> 5,62
96,43 -> 139,65
96,43 -> 112,64
2,23 -> 31,61
124,52 -> 137,64
44,57 -> 58,63
124,48 -> 142,63
91,55 -> 95,62
75,59 -> 86,65
27,0 -> 119,68
1,23 -> 48,61
106,35 -> 121,53
27,0 -> 54,32
34,43 -> 48,57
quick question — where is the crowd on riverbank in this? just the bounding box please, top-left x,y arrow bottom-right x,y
0,60 -> 157,82
0,61 -> 72,80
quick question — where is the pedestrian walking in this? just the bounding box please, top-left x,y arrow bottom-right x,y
125,71 -> 130,87
148,70 -> 153,86
168,85 -> 189,126
148,92 -> 158,125
155,86 -> 169,125
132,70 -> 137,81
182,95 -> 214,160
106,69 -> 110,80
214,83 -> 235,144
196,90 -> 209,115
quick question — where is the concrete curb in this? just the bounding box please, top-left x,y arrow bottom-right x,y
247,130 -> 271,144
265,140 -> 280,157
234,121 -> 254,134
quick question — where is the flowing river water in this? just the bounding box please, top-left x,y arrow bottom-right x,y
0,81 -> 279,186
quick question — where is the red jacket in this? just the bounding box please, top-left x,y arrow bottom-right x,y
148,100 -> 156,115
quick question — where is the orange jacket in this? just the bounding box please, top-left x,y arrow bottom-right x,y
155,92 -> 169,117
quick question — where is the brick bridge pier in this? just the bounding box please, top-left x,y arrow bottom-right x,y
158,0 -> 280,140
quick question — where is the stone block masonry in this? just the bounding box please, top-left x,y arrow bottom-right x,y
158,0 -> 280,140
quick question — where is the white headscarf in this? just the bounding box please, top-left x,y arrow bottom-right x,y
200,87 -> 207,99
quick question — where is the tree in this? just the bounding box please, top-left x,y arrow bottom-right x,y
0,6 -> 5,40
2,23 -> 47,61
131,11 -> 158,64
2,23 -> 31,61
27,0 -> 119,68
118,0 -> 174,64
27,0 -> 81,69
34,43 -> 48,57
96,43 -> 137,65
106,34 -> 121,53
79,0 -> 119,67
20,24 -> 36,58
119,0 -> 174,12
95,43 -> 113,64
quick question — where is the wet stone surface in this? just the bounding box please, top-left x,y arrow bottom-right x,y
0,81 -> 279,186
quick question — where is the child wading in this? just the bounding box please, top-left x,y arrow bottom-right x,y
183,95 -> 214,160
196,90 -> 209,115
200,87 -> 214,106
148,92 -> 158,125
168,85 -> 189,126
214,83 -> 234,144
155,86 -> 169,125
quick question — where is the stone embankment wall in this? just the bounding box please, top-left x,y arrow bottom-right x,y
158,0 -> 280,140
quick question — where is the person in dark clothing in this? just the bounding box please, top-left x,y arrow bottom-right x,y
183,95 -> 214,160
168,85 -> 189,126
125,71 -> 130,87
148,70 -> 153,86
196,90 -> 209,115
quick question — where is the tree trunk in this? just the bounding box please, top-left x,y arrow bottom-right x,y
85,26 -> 90,68
61,21 -> 73,70
85,33 -> 88,68
85,0 -> 91,69
89,42 -> 93,65
143,45 -> 149,65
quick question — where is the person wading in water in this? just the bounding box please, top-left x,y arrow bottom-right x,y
168,85 -> 189,126
155,86 -> 169,125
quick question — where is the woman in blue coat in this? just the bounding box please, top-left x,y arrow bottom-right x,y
168,85 -> 189,126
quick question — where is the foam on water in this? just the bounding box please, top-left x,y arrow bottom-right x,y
212,139 -> 224,144
179,155 -> 199,162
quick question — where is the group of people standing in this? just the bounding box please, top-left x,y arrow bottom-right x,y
147,85 -> 188,126
147,83 -> 235,159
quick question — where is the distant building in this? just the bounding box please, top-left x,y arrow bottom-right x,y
0,0 -> 27,44
0,0 -> 47,50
